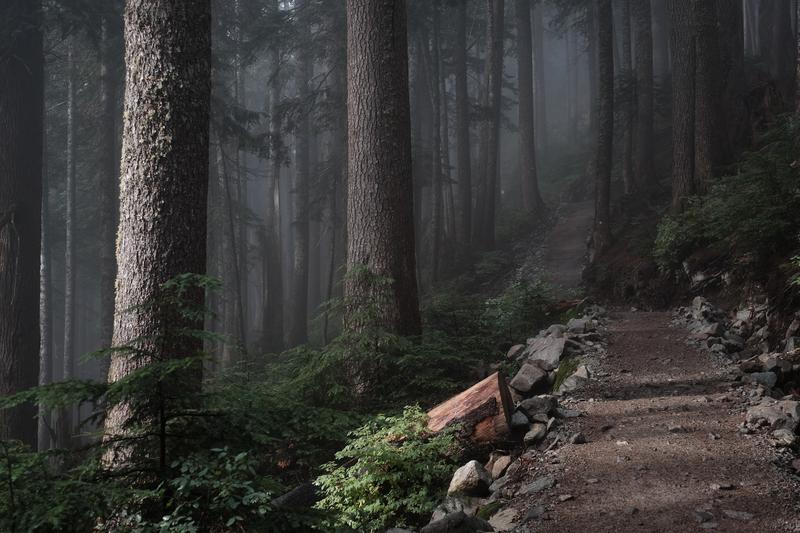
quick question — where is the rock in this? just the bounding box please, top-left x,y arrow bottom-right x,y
421,511 -> 494,533
524,423 -> 548,445
523,475 -> 555,494
430,496 -> 485,522
699,322 -> 725,338
506,344 -> 525,360
723,333 -> 745,352
722,510 -> 754,521
555,407 -> 583,418
787,337 -> 800,352
448,461 -> 492,497
786,319 -> 800,339
710,343 -> 727,355
557,494 -> 573,502
739,360 -> 763,373
668,424 -> 686,433
566,318 -> 590,334
569,432 -> 587,444
710,482 -> 735,491
693,511 -> 715,523
558,365 -> 590,393
488,476 -> 508,494
743,371 -> 778,389
771,428 -> 797,447
746,399 -> 800,429
525,337 -> 566,371
759,354 -> 792,374
791,459 -> 800,474
509,364 -> 548,394
490,456 -> 512,479
547,324 -> 566,337
488,508 -> 518,532
510,411 -> 530,430
518,395 -> 557,418
525,506 -> 546,520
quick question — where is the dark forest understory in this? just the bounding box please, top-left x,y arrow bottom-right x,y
2,0 -> 800,531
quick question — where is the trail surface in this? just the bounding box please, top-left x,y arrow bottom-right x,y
518,311 -> 800,532
539,200 -> 594,294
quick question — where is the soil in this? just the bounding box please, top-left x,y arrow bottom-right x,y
539,200 -> 594,294
511,311 -> 800,532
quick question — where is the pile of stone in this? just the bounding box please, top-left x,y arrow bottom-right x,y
676,296 -> 751,357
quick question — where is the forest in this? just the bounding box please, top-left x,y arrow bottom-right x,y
1,0 -> 800,531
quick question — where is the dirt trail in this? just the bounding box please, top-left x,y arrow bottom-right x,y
539,200 -> 594,294
521,311 -> 800,532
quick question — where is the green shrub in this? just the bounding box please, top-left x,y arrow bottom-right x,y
315,407 -> 459,532
654,117 -> 800,273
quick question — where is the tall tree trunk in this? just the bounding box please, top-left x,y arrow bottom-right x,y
620,0 -> 634,194
289,4 -> 311,346
430,4 -> 444,282
345,0 -> 421,337
532,1 -> 547,151
769,0 -> 794,92
58,39 -> 77,450
262,34 -> 284,354
476,0 -> 504,249
718,0 -> 747,153
567,28 -> 579,143
38,135 -> 51,451
515,0 -> 544,215
103,0 -> 211,465
744,0 -> 758,57
454,0 -> 472,245
0,0 -> 43,448
652,0 -> 671,79
98,11 -> 121,370
796,0 -> 800,113
668,0 -> 696,211
633,0 -> 655,188
592,0 -> 614,258
587,2 -> 599,137
694,0 -> 726,189
234,0 -> 249,352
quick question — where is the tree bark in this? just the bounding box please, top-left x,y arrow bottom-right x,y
345,0 -> 421,336
532,1 -> 547,152
426,4 -> 444,283
104,0 -> 211,463
668,0 -> 696,211
38,132 -> 51,451
718,0 -> 747,153
57,38 -> 77,450
652,0 -> 671,80
516,0 -> 544,215
454,0 -> 473,246
620,0 -> 634,194
632,0 -> 655,188
592,0 -> 614,258
0,0 -> 43,448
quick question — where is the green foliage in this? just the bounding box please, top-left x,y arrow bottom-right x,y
552,357 -> 579,392
483,279 -> 552,342
315,407 -> 460,532
654,117 -> 800,273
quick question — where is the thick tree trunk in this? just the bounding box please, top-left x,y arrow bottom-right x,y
668,0 -> 696,211
769,0 -> 794,92
718,0 -> 747,153
344,0 -> 421,337
289,4 -> 311,347
632,0 -> 655,188
592,0 -> 614,258
532,1 -> 547,151
652,0 -> 671,80
455,0 -> 472,246
694,0 -> 727,190
0,0 -> 43,448
516,0 -> 544,216
427,372 -> 514,444
620,0 -> 634,195
57,39 -> 77,450
475,0 -> 504,250
104,0 -> 210,464
428,4 -> 444,283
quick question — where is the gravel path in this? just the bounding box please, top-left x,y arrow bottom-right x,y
539,201 -> 594,294
519,311 -> 800,532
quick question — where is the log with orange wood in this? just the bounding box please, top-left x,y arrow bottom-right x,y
426,372 -> 515,444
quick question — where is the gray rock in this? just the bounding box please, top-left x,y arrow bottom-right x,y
558,365 -> 590,393
525,505 -> 546,519
421,511 -> 494,533
510,411 -> 530,430
523,475 -> 555,494
786,319 -> 800,339
743,371 -> 778,389
569,432 -> 587,444
547,324 -> 566,337
490,456 -> 512,479
555,407 -> 583,418
566,318 -> 589,334
722,510 -> 754,521
699,322 -> 725,338
430,496 -> 485,522
448,461 -> 492,497
509,363 -> 548,394
518,395 -> 557,418
524,423 -> 548,445
786,337 -> 800,352
506,344 -> 525,360
488,508 -> 518,532
524,337 -> 566,371
746,399 -> 800,429
771,428 -> 797,447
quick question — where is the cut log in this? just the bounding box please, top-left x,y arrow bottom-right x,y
427,372 -> 514,444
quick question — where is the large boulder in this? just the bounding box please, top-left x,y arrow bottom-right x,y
746,399 -> 800,430
524,336 -> 566,371
558,365 -> 590,393
566,317 -> 591,334
518,395 -> 557,419
430,496 -> 485,523
448,461 -> 492,497
509,363 -> 548,394
743,371 -> 778,389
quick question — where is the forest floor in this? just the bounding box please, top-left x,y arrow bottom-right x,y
515,310 -> 800,532
507,201 -> 800,532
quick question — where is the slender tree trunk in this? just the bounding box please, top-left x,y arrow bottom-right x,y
587,2 -> 599,137
516,0 -> 543,215
796,0 -> 800,113
769,0 -> 794,92
428,3 -> 444,283
98,12 -> 120,372
454,0 -> 472,245
533,1 -> 547,151
652,0 -> 671,79
38,136 -> 51,451
620,0 -> 635,194
567,28 -> 579,143
592,0 -> 614,258
694,0 -> 727,190
476,0 -> 504,249
744,0 -> 758,57
0,0 -> 43,448
289,5 -> 311,346
633,0 -> 655,188
716,0 -> 747,152
441,70 -> 456,247
103,0 -> 211,464
234,0 -> 249,352
345,0 -> 421,337
668,0 -> 696,211
58,39 -> 77,450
